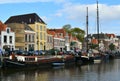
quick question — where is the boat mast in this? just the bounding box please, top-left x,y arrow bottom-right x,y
97,0 -> 100,51
86,7 -> 89,53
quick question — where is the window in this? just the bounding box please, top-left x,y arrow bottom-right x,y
44,26 -> 46,31
40,32 -> 42,40
7,28 -> 10,33
9,36 -> 12,43
44,33 -> 46,40
59,33 -> 63,37
36,24 -> 39,30
31,44 -> 34,50
36,32 -> 38,39
29,18 -> 31,23
4,35 -> 7,43
29,34 -> 31,42
25,34 -> 27,42
32,34 -> 34,42
50,36 -> 53,43
40,26 -> 42,31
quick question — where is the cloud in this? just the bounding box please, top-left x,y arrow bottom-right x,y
55,2 -> 120,24
52,2 -> 120,34
0,0 -> 66,4
54,13 -> 63,17
99,4 -> 120,21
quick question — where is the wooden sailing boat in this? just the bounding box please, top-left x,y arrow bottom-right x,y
82,0 -> 101,64
75,1 -> 101,64
79,7 -> 94,64
93,0 -> 102,63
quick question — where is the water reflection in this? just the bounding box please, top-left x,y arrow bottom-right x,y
1,59 -> 120,81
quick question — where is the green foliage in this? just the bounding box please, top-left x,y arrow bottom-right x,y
89,44 -> 99,49
62,24 -> 85,42
70,42 -> 77,46
109,43 -> 115,51
71,27 -> 85,42
49,48 -> 60,55
62,24 -> 72,34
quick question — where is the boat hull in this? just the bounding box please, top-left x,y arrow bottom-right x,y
52,55 -> 75,66
2,55 -> 75,69
3,59 -> 52,69
75,56 -> 94,65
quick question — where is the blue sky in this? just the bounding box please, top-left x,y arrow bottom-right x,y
0,0 -> 120,35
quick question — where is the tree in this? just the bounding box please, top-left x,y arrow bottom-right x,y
109,43 -> 115,51
89,44 -> 99,49
62,24 -> 85,42
71,27 -> 85,42
62,24 -> 72,34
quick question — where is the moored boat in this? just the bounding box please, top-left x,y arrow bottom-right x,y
75,52 -> 94,65
3,54 -> 57,68
93,52 -> 102,63
52,55 -> 75,66
2,54 -> 75,68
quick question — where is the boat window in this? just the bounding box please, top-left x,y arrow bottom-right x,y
25,57 -> 35,61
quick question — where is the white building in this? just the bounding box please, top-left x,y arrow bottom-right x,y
25,30 -> 35,51
1,27 -> 15,51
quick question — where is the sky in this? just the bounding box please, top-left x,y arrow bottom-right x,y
0,0 -> 120,35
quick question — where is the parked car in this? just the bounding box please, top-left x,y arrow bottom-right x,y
28,51 -> 34,55
34,50 -> 46,55
14,50 -> 24,55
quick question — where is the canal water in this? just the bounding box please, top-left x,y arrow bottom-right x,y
0,59 -> 120,81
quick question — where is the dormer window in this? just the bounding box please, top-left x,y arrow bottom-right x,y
29,18 -> 31,23
59,33 -> 61,36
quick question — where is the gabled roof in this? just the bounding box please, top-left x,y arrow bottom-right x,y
0,21 -> 7,32
24,24 -> 34,31
106,33 -> 115,38
91,39 -> 98,44
47,29 -> 65,39
48,29 -> 66,37
5,13 -> 46,24
47,29 -> 55,36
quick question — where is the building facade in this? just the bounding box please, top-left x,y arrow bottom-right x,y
0,21 -> 15,51
6,23 -> 35,51
29,22 -> 47,51
5,13 -> 47,51
24,24 -> 35,51
46,29 -> 53,50
48,29 -> 66,51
